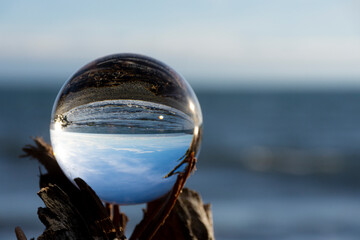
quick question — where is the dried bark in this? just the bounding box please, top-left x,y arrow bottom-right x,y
15,226 -> 28,240
16,137 -> 214,240
154,188 -> 215,240
130,152 -> 197,240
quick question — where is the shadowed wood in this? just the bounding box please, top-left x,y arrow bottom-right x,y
21,137 -> 126,240
130,152 -> 197,240
15,226 -> 28,240
154,188 -> 215,240
16,137 -> 214,240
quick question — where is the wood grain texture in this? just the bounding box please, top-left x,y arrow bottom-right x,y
16,137 -> 214,240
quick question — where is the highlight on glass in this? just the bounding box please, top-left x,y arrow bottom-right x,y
50,53 -> 203,204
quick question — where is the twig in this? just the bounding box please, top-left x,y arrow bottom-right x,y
130,152 -> 197,240
15,226 -> 27,240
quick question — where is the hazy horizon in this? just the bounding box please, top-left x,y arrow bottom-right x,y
1,0 -> 359,90
1,75 -> 360,92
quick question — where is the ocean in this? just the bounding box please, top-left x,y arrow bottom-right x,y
1,87 -> 360,239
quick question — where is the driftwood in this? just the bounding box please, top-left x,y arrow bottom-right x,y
16,137 -> 214,240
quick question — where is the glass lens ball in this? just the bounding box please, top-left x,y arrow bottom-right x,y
50,53 -> 202,204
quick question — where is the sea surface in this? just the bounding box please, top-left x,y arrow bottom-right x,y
2,87 -> 360,239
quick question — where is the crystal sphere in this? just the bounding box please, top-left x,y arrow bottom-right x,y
50,53 -> 202,204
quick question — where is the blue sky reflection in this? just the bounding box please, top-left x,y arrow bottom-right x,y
50,130 -> 193,204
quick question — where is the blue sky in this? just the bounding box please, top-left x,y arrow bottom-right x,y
0,0 -> 359,89
50,130 -> 192,203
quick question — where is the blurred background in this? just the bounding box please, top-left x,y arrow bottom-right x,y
1,0 -> 360,239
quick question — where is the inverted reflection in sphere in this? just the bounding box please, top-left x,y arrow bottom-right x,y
50,53 -> 202,204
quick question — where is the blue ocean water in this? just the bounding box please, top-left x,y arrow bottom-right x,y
2,87 -> 360,239
51,99 -> 194,134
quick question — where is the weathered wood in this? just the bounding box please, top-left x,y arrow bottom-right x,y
130,153 -> 197,240
37,184 -> 92,240
154,188 -> 215,240
17,137 -> 215,240
15,226 -> 28,240
21,137 -> 127,240
36,181 -> 127,240
22,137 -> 79,194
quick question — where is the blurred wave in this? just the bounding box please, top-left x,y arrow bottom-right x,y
55,99 -> 194,134
2,86 -> 360,239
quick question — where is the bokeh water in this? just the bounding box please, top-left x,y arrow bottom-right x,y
2,87 -> 360,239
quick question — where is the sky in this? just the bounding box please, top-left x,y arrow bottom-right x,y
0,0 -> 359,89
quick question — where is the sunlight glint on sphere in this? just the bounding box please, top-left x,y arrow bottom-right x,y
50,53 -> 202,204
